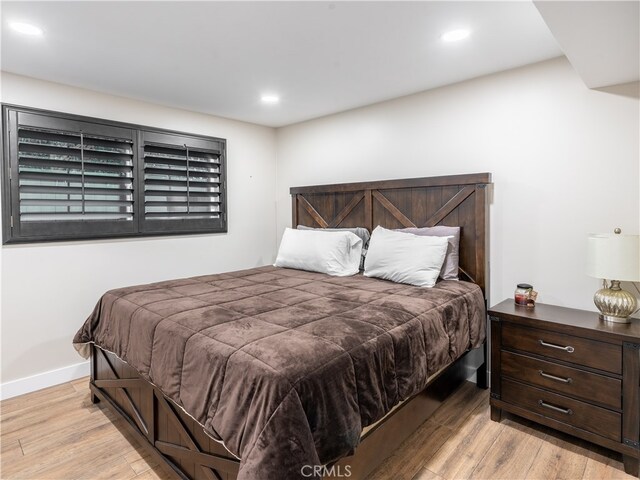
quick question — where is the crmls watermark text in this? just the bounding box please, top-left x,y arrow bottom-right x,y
301,465 -> 352,477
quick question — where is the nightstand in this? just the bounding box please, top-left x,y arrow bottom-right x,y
489,300 -> 640,476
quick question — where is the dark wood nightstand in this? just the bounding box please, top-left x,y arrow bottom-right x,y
489,300 -> 640,476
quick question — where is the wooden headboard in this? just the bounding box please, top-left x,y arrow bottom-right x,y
290,173 -> 491,296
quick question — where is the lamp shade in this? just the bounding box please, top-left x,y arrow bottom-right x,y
587,233 -> 640,281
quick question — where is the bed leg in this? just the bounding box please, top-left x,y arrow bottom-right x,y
90,391 -> 100,404
476,364 -> 488,389
475,340 -> 489,389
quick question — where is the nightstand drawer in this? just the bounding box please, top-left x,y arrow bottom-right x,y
501,351 -> 621,409
502,323 -> 622,374
501,378 -> 621,442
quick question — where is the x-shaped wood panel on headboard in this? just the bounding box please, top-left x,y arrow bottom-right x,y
295,185 -> 474,231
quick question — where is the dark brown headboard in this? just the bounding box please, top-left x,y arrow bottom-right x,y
290,173 -> 491,296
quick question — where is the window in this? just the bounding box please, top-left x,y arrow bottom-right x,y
1,105 -> 227,243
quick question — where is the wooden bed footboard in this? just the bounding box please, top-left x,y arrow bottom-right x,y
90,343 -> 486,480
90,345 -> 240,480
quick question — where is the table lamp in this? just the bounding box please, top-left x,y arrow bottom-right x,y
587,228 -> 640,323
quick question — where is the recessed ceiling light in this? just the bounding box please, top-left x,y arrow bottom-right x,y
261,94 -> 280,104
441,29 -> 470,43
9,22 -> 43,36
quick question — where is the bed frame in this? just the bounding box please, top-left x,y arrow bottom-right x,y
89,172 -> 492,480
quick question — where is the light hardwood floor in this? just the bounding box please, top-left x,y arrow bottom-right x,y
0,378 -> 634,480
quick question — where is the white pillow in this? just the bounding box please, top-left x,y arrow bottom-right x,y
274,227 -> 363,276
364,226 -> 450,287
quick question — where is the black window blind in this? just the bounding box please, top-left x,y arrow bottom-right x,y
2,106 -> 227,243
140,131 -> 225,234
17,126 -> 135,223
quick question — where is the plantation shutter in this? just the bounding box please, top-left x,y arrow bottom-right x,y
6,110 -> 136,241
2,106 -> 227,243
139,131 -> 226,234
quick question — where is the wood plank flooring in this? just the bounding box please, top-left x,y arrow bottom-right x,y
372,383 -> 634,480
1,378 -> 634,479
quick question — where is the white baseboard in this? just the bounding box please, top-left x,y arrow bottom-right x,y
0,361 -> 90,401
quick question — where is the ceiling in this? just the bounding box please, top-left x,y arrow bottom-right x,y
1,1 -> 564,127
534,1 -> 640,89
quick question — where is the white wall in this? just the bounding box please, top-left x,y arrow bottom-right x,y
0,72 -> 277,387
275,57 -> 640,313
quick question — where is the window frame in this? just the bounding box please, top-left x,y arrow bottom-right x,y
1,104 -> 228,244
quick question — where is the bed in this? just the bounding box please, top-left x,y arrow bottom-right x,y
74,173 -> 491,480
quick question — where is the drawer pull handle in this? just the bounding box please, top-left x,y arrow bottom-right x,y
538,400 -> 573,415
539,370 -> 572,384
539,340 -> 575,353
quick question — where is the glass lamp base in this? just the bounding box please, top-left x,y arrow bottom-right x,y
599,314 -> 632,324
594,280 -> 637,324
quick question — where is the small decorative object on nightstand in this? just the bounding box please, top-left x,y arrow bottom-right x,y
514,283 -> 537,308
587,228 -> 640,323
489,300 -> 640,476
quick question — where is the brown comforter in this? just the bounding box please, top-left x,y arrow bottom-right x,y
73,265 -> 485,479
